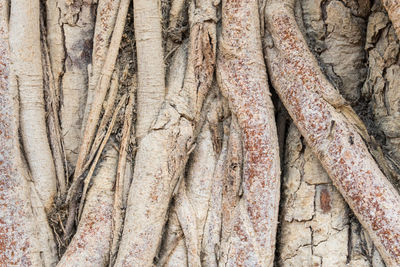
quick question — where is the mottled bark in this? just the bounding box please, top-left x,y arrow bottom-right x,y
264,0 -> 400,264
217,0 -> 281,265
0,4 -> 58,264
277,124 -> 385,266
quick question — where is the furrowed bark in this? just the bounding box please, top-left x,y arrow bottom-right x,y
264,1 -> 400,264
84,0 -> 121,129
277,124 -> 385,266
57,141 -> 118,267
218,116 -> 244,265
59,0 -> 95,168
65,0 -> 130,235
134,0 -> 166,139
9,0 -> 57,210
115,2 -> 216,264
0,6 -> 58,264
382,0 -> 400,38
69,0 -> 130,193
363,0 -> 400,184
40,14 -> 68,196
216,0 -> 281,265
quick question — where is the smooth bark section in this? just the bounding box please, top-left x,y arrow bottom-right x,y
216,0 -> 281,265
9,0 -> 56,210
134,0 -> 165,139
264,1 -> 400,265
382,0 -> 400,38
115,2 -> 216,264
0,6 -> 58,264
57,141 -> 118,267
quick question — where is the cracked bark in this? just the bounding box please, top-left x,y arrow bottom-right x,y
264,0 -> 400,264
277,124 -> 385,266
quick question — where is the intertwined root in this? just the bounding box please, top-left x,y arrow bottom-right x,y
264,0 -> 400,264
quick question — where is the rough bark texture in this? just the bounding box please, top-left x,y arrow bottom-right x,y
4,0 -> 400,265
278,124 -> 385,266
217,0 -> 281,265
264,0 -> 400,264
363,0 -> 400,184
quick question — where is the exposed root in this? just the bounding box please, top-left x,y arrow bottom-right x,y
216,0 -> 281,265
264,0 -> 400,264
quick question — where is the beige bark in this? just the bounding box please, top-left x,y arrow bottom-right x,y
134,0 -> 166,139
57,141 -> 118,267
65,0 -> 130,238
201,117 -> 231,267
158,96 -> 222,266
381,0 -> 400,38
115,2 -> 217,264
217,0 -> 281,264
264,0 -> 400,264
9,0 -> 57,211
0,5 -> 58,264
58,0 -> 95,168
84,0 -> 121,129
277,124 -> 385,266
363,0 -> 400,185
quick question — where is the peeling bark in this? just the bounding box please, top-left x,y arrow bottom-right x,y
382,0 -> 400,38
264,0 -> 400,264
216,0 -> 281,265
363,0 -> 400,186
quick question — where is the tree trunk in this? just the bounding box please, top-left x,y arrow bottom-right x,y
1,0 -> 400,266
